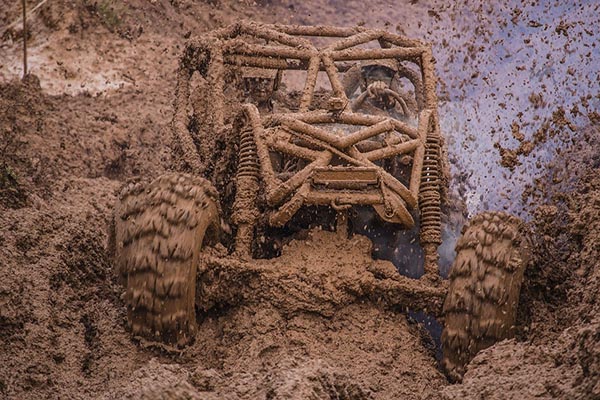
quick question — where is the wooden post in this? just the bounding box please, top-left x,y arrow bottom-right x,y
22,0 -> 28,77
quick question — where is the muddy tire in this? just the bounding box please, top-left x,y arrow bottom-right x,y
114,173 -> 219,345
441,211 -> 530,382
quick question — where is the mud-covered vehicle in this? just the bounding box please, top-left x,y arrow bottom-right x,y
113,22 -> 530,381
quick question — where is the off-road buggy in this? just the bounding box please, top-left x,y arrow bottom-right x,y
112,22 -> 530,382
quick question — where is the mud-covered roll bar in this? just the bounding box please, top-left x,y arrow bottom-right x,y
172,21 -> 444,276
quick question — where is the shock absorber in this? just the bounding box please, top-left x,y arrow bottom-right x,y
419,129 -> 442,276
232,118 -> 260,258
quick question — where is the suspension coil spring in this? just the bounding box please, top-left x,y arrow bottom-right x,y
237,124 -> 260,181
419,132 -> 442,246
233,122 -> 261,257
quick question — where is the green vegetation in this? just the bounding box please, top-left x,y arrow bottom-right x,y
85,0 -> 122,32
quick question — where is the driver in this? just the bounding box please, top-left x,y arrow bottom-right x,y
342,60 -> 416,182
342,59 -> 412,119
240,67 -> 281,112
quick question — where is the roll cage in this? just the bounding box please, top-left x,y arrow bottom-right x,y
173,22 -> 444,274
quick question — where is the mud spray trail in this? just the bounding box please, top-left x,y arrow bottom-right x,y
0,1 -> 598,399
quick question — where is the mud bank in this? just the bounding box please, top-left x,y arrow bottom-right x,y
1,1 -> 599,399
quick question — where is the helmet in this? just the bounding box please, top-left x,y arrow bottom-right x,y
241,67 -> 278,80
360,59 -> 398,81
240,67 -> 281,106
241,67 -> 281,92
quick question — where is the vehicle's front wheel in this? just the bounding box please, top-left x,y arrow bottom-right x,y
442,211 -> 530,381
114,173 -> 219,345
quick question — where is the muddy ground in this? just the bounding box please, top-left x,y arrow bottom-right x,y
1,1 -> 599,399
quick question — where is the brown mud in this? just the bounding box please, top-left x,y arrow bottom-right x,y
1,1 -> 599,399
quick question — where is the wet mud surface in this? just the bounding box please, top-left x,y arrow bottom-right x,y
1,1 -> 599,399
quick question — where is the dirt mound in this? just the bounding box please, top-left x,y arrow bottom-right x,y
441,337 -> 580,399
0,70 -> 172,399
104,357 -> 375,400
0,75 -> 49,208
0,176 -> 129,398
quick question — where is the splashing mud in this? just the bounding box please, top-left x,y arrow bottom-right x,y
0,1 -> 598,399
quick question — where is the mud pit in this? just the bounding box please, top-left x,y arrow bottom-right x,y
1,1 -> 599,399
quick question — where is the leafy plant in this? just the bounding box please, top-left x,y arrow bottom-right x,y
84,0 -> 122,32
97,1 -> 121,31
